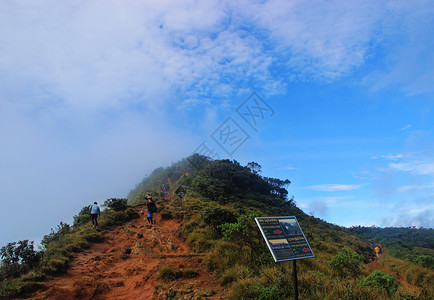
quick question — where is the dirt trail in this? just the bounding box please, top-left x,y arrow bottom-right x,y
366,258 -> 420,291
31,205 -> 224,300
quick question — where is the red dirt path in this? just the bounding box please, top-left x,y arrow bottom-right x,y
30,206 -> 225,300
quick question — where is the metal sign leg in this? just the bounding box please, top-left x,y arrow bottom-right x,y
293,260 -> 298,300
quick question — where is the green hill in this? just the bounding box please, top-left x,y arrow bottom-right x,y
126,154 -> 433,299
1,154 -> 433,299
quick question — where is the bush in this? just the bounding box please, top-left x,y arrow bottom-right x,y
186,228 -> 215,252
202,207 -> 237,232
73,206 -> 91,227
228,267 -> 292,300
205,241 -> 252,275
103,198 -> 129,211
157,265 -> 199,281
329,248 -> 363,277
41,222 -> 71,248
360,270 -> 399,296
0,240 -> 40,279
99,207 -> 138,227
220,264 -> 252,285
0,274 -> 45,298
221,212 -> 260,249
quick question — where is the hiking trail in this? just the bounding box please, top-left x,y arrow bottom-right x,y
30,202 -> 225,300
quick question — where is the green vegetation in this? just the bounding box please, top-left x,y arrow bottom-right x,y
360,270 -> 399,296
103,198 -> 129,211
0,198 -> 137,298
157,265 -> 199,281
128,155 -> 433,299
329,248 -> 363,277
0,240 -> 40,279
1,154 -> 433,299
350,226 -> 434,269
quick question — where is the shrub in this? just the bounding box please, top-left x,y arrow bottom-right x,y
73,206 -> 91,227
41,222 -> 71,248
103,198 -> 129,211
329,248 -> 363,277
202,207 -> 237,232
99,207 -> 138,227
0,240 -> 40,279
0,275 -> 45,298
205,241 -> 252,275
157,265 -> 199,281
228,268 -> 292,300
186,228 -> 215,252
220,264 -> 252,285
360,270 -> 399,296
416,254 -> 433,269
41,256 -> 69,274
221,212 -> 260,249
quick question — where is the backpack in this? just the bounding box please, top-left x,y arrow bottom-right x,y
153,203 -> 158,213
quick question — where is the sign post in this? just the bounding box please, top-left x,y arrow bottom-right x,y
255,216 -> 314,299
175,186 -> 186,210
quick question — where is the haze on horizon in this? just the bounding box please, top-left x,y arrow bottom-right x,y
1,0 -> 433,247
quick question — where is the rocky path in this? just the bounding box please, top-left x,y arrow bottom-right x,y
31,206 -> 223,300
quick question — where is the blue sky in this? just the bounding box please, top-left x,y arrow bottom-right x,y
1,0 -> 433,247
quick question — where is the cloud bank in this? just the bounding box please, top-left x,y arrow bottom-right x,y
1,0 -> 433,245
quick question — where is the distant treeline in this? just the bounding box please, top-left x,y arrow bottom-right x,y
349,226 -> 434,269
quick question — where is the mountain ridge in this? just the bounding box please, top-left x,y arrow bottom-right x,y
1,155 -> 432,299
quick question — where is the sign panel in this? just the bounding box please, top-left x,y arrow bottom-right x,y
175,186 -> 186,198
255,216 -> 314,262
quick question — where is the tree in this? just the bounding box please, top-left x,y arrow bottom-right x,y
103,198 -> 128,211
247,162 -> 262,174
0,240 -> 40,279
264,177 -> 291,200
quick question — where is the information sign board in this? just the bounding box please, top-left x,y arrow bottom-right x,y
175,186 -> 186,198
255,216 -> 314,262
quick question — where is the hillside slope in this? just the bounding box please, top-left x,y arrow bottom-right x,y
3,155 -> 432,299
32,199 -> 224,300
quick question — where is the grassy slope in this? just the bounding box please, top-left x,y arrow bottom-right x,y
1,155 -> 432,299
126,156 -> 433,299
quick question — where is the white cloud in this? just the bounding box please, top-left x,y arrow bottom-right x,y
381,206 -> 433,228
389,161 -> 434,175
280,164 -> 297,170
307,200 -> 328,217
1,0 -> 432,116
397,184 -> 434,193
1,0 -> 433,245
381,154 -> 404,160
304,184 -> 363,192
407,205 -> 433,214
233,0 -> 386,80
364,1 -> 434,95
401,124 -> 412,131
0,0 -> 281,114
0,103 -> 196,246
371,154 -> 404,160
324,196 -> 352,204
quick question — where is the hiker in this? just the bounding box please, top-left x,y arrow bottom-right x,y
89,202 -> 100,228
146,198 -> 158,225
375,245 -> 382,258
